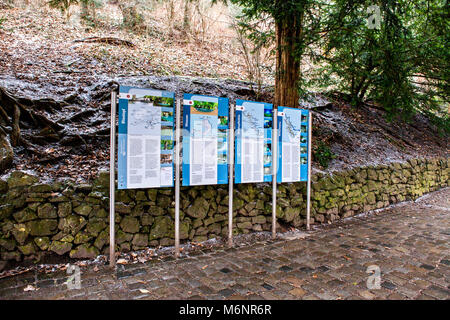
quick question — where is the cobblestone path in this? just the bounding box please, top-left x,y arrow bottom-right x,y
1,188 -> 449,300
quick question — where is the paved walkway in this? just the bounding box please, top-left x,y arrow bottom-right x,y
1,188 -> 449,300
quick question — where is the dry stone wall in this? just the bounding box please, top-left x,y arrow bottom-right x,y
0,157 -> 448,262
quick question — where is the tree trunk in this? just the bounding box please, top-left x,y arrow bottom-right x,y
274,13 -> 303,108
183,0 -> 192,34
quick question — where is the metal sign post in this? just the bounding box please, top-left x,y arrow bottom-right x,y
175,99 -> 181,258
228,105 -> 235,247
272,109 -> 278,239
109,91 -> 117,269
306,112 -> 312,230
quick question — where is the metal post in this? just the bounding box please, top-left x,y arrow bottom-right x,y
174,99 -> 181,258
109,91 -> 117,269
272,109 -> 278,239
306,112 -> 312,231
228,105 -> 235,247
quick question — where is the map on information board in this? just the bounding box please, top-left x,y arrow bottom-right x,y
117,86 -> 175,189
182,94 -> 229,186
235,100 -> 273,183
277,107 -> 309,183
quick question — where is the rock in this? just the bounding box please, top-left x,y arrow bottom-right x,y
18,242 -> 37,255
92,170 -> 109,190
58,215 -> 87,235
73,204 -> 92,216
141,213 -> 154,226
37,203 -> 57,219
116,229 -> 133,244
70,244 -> 99,259
11,223 -> 29,244
94,208 -> 107,218
207,223 -> 221,234
13,207 -> 37,223
1,251 -> 21,261
7,171 -> 38,188
94,230 -> 109,250
74,232 -> 92,245
156,195 -> 172,208
57,202 -> 72,217
135,191 -> 147,201
116,202 -> 132,214
0,179 -> 8,193
180,220 -> 190,240
186,197 -> 209,219
29,184 -> 52,193
132,233 -> 148,248
120,216 -> 139,233
49,241 -> 72,255
0,134 -> 13,174
148,206 -> 164,216
34,237 -> 50,250
147,189 -> 157,201
26,219 -> 58,236
237,221 -> 252,229
251,215 -> 266,224
0,204 -> 13,220
0,237 -> 16,251
149,216 -> 174,240
283,207 -> 299,222
86,218 -> 107,237
159,238 -> 174,246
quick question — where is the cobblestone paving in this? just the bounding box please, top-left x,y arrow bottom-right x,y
1,188 -> 449,300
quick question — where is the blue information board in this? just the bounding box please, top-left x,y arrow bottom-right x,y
276,107 -> 309,183
182,94 -> 229,186
235,99 -> 273,183
117,86 -> 175,189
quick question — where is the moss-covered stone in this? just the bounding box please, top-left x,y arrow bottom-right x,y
7,171 -> 39,188
120,216 -> 139,234
149,216 -> 174,240
131,233 -> 148,248
58,215 -> 86,235
73,204 -> 93,216
37,203 -> 57,219
27,219 -> 58,236
49,240 -> 72,255
13,207 -> 37,223
94,230 -> 109,250
186,197 -> 209,219
0,237 -> 16,251
70,244 -> 99,259
34,237 -> 50,250
0,204 -> 13,220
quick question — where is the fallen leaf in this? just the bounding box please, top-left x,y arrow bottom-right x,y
201,265 -> 208,270
117,258 -> 128,265
139,289 -> 150,294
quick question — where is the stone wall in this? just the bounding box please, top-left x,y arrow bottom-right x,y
0,157 -> 448,262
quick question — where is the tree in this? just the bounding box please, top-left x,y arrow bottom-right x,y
310,0 -> 449,126
227,0 -> 325,108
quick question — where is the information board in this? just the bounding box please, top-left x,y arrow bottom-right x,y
117,86 -> 175,189
235,100 -> 273,183
182,94 -> 229,186
277,107 -> 309,183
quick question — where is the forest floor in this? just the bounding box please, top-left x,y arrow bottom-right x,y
0,4 -> 448,183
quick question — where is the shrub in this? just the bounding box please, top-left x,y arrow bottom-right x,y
313,142 -> 336,169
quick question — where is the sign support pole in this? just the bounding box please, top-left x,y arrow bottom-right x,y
109,91 -> 117,269
272,109 -> 278,239
306,112 -> 312,231
228,105 -> 235,247
175,99 -> 181,258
